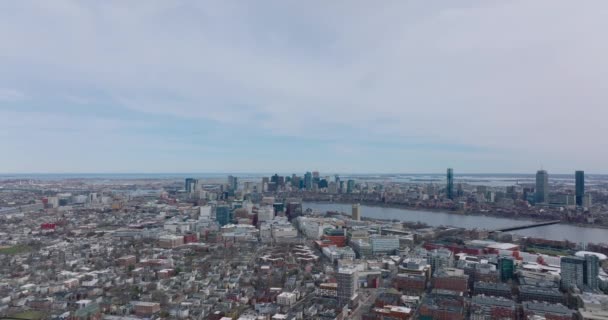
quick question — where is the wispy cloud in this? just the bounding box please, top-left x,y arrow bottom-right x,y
0,88 -> 26,102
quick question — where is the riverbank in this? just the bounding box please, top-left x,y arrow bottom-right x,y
304,200 -> 544,221
303,200 -> 608,230
303,202 -> 608,244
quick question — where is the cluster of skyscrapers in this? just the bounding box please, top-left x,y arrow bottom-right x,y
446,168 -> 588,207
536,169 -> 586,206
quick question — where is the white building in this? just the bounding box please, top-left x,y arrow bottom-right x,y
370,235 -> 400,255
258,206 -> 275,222
199,205 -> 212,220
277,292 -> 297,306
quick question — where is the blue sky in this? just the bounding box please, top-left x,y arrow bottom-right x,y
1,1 -> 607,173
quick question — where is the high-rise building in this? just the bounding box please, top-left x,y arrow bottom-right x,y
575,170 -> 585,207
185,178 -> 198,193
304,172 -> 313,190
560,255 -> 600,290
498,257 -> 515,282
446,168 -> 454,200
352,203 -> 361,221
228,175 -> 238,191
561,256 -> 584,289
337,267 -> 358,306
584,254 -> 600,290
427,248 -> 454,275
346,179 -> 355,194
215,205 -> 232,226
535,170 -> 549,204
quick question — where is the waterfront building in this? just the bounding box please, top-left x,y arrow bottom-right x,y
576,170 -> 585,206
346,179 -> 355,194
446,168 -> 454,200
352,203 -> 361,221
304,172 -> 313,190
535,170 -> 549,204
584,194 -> 593,208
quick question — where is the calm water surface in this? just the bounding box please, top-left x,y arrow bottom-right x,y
303,202 -> 608,244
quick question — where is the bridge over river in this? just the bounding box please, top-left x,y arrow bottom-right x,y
488,220 -> 562,232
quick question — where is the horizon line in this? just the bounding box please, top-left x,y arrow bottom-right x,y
0,171 -> 601,176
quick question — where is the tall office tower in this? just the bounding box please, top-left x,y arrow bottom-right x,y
346,179 -> 355,194
228,175 -> 238,191
446,168 -> 454,200
535,170 -> 549,204
185,178 -> 198,193
352,203 -> 361,221
337,268 -> 358,306
561,256 -> 585,289
575,170 -> 585,207
304,172 -> 313,190
312,171 -> 320,179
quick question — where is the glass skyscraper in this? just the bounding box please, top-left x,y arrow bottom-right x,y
446,168 -> 454,200
575,170 -> 585,206
535,170 -> 548,204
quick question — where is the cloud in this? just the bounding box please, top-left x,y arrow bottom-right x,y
0,1 -> 607,172
0,88 -> 26,102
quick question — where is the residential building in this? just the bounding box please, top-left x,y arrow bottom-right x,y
337,267 -> 358,306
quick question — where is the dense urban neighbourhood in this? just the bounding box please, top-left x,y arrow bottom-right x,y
1,172 -> 608,320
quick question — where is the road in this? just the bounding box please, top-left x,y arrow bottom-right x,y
349,288 -> 385,320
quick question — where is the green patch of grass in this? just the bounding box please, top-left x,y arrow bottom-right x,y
9,310 -> 47,320
526,246 -> 570,257
0,245 -> 32,255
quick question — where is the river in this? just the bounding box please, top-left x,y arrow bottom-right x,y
303,202 -> 608,244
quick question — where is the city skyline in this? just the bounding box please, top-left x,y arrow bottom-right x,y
2,1 -> 608,173
0,169 -> 600,176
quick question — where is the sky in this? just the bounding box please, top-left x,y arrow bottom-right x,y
1,1 -> 607,174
